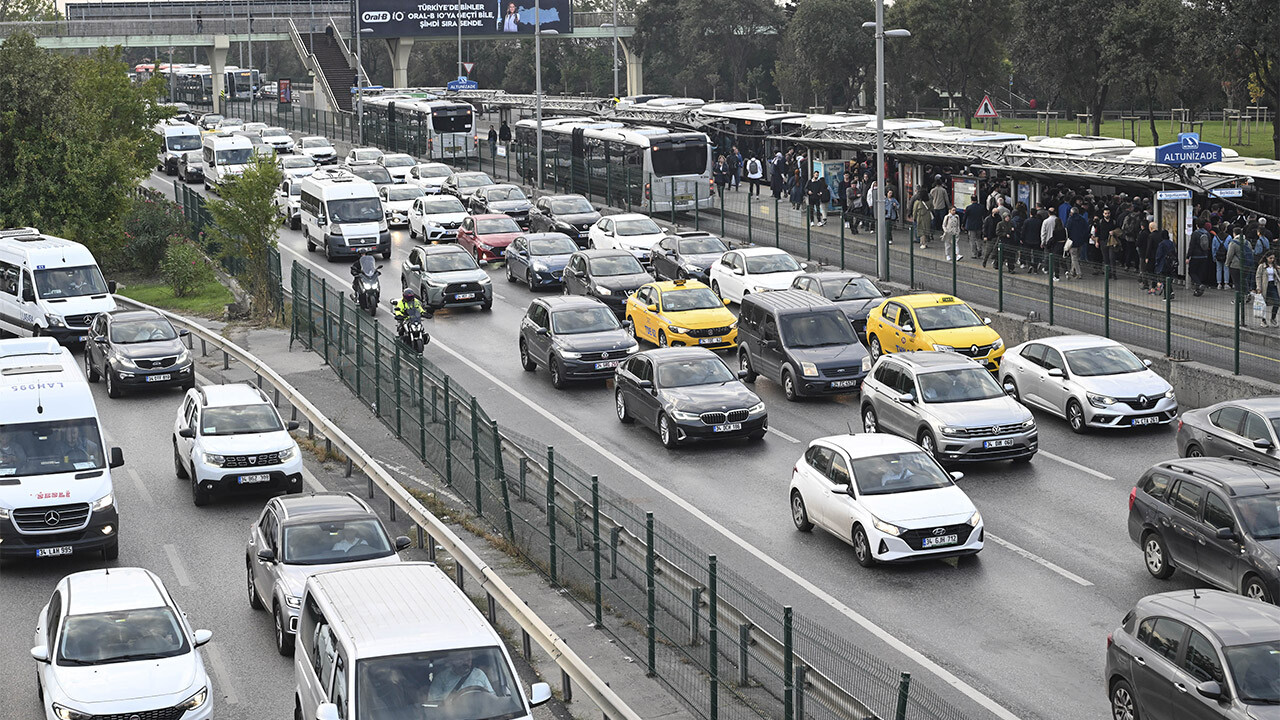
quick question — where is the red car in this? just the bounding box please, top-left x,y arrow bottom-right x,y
457,214 -> 523,262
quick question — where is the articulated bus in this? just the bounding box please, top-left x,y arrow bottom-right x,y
164,65 -> 259,103
361,95 -> 476,161
514,117 -> 714,213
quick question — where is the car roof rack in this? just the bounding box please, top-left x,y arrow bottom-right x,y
1164,462 -> 1233,494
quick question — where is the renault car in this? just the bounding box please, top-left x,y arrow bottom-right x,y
625,279 -> 737,350
865,293 -> 1004,372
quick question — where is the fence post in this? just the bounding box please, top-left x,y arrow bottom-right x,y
738,624 -> 751,686
320,276 -> 329,361
417,367 -> 426,459
354,309 -> 363,397
747,194 -> 753,245
719,185 -> 725,237
471,397 -> 482,516
795,665 -> 806,720
394,342 -> 403,437
839,216 -> 845,269
306,269 -> 315,349
1164,276 -> 1172,357
783,605 -> 794,720
1105,265 -> 1112,338
1048,254 -> 1056,325
895,672 -> 912,720
591,475 -> 602,628
694,182 -> 700,230
951,245 -> 958,296
444,394 -> 454,487
645,511 -> 656,678
805,213 -> 811,260
997,246 -> 1005,312
494,420 -> 512,539
547,447 -> 557,583
709,553 -> 719,720
1234,289 -> 1241,375
373,327 -> 382,414
670,177 -> 676,225
774,197 -> 780,247
909,229 -> 916,287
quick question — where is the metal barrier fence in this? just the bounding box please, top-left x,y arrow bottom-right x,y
289,258 -> 975,720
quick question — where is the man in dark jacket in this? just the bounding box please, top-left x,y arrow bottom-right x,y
1091,207 -> 1116,272
1022,208 -> 1045,273
1066,206 -> 1090,279
770,153 -> 786,199
806,172 -> 830,226
982,208 -> 1001,268
498,120 -> 512,143
964,195 -> 984,257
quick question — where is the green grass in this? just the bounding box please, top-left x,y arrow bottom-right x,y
117,277 -> 233,317
931,116 -> 1276,159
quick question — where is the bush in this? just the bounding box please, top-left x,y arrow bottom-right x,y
121,194 -> 191,275
160,240 -> 215,297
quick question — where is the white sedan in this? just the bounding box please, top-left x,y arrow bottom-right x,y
408,194 -> 469,242
277,154 -> 316,180
381,184 -> 426,227
378,153 -> 417,182
407,162 -> 453,193
587,213 -> 666,266
345,147 -> 384,166
709,247 -> 807,303
789,433 -> 983,566
298,136 -> 338,164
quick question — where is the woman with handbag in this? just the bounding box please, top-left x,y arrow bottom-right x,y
1254,252 -> 1280,327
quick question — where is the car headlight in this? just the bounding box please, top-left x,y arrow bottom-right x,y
729,319 -> 739,329
1164,389 -> 1176,400
479,275 -> 492,285
176,347 -> 192,365
991,338 -> 1004,350
1021,418 -> 1036,430
861,356 -> 872,372
532,261 -> 549,272
203,452 -> 226,467
940,425 -> 964,436
682,263 -> 702,273
595,285 -> 613,296
330,225 -> 343,235
748,401 -> 766,415
558,348 -> 583,359
967,510 -> 982,527
1087,392 -> 1117,408
91,493 -> 114,511
110,352 -> 139,369
931,344 -> 954,352
52,704 -> 94,720
47,315 -> 66,328
277,445 -> 296,462
871,517 -> 905,537
624,342 -> 639,354
668,325 -> 688,335
178,687 -> 209,711
671,409 -> 701,422
425,278 -> 449,288
800,361 -> 818,378
285,594 -> 302,609
0,506 -> 9,520
752,285 -> 770,293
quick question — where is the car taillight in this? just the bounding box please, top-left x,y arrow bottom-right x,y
1128,487 -> 1137,511
1106,633 -> 1113,649
1177,419 -> 1183,432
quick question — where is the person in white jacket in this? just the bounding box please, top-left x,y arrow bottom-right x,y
942,206 -> 962,261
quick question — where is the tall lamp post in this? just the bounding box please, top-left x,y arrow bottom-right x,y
534,0 -> 543,189
356,26 -> 373,145
862,11 -> 910,280
611,0 -> 618,98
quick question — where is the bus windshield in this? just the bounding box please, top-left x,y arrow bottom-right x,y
650,143 -> 708,177
215,148 -> 254,166
35,265 -> 108,298
0,417 -> 106,477
167,135 -> 200,152
431,111 -> 473,134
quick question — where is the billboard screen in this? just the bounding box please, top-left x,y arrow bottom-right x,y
358,0 -> 573,38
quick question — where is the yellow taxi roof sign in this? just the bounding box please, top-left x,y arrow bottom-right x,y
938,296 -> 956,303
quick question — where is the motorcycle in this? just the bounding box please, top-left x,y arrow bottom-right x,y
350,253 -> 381,316
395,305 -> 430,354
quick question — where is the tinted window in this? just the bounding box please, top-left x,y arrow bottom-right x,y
1183,631 -> 1225,684
678,236 -> 728,255
282,518 -> 395,564
821,276 -> 880,301
1019,343 -> 1046,366
881,303 -> 901,323
1141,617 -> 1186,662
914,303 -> 983,331
1042,349 -> 1066,373
918,368 -> 1005,403
850,451 -> 954,496
59,607 -> 190,665
588,255 -> 645,276
828,453 -> 851,485
1224,640 -> 1280,703
201,404 -> 283,436
1242,412 -> 1273,443
780,312 -> 857,348
630,357 -> 652,382
1203,493 -> 1234,531
873,364 -> 897,387
1211,407 -> 1246,434
1064,345 -> 1147,376
1141,472 -> 1172,501
1169,481 -> 1205,518
1235,494 -> 1280,539
806,445 -> 833,475
655,357 -> 735,387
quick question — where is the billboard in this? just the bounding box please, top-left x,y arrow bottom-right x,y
358,0 -> 573,38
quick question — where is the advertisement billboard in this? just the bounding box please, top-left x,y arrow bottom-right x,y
358,0 -> 573,38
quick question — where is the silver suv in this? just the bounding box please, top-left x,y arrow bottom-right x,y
861,352 -> 1037,464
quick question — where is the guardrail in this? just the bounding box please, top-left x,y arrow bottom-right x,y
113,291 -> 645,720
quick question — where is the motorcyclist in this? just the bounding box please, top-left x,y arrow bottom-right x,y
350,254 -> 377,293
393,288 -> 426,329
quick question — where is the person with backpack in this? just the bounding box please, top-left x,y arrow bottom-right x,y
1185,226 -> 1212,294
1226,226 -> 1256,293
745,154 -> 765,197
1212,226 -> 1230,289
1122,206 -> 1143,270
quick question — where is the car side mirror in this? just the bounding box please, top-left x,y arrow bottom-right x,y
733,267 -> 745,276
316,703 -> 341,720
1143,359 -> 1152,367
535,327 -> 549,336
478,259 -> 488,267
636,379 -> 654,390
1047,367 -> 1064,378
983,317 -> 992,325
622,319 -> 634,328
193,629 -> 213,647
107,280 -> 118,294
901,324 -> 914,334
897,392 -> 915,404
530,682 -> 552,707
178,427 -> 195,439
257,547 -> 276,563
317,217 -> 327,227
286,420 -> 300,431
737,369 -> 750,379
1254,437 -> 1274,450
178,329 -> 190,337
92,335 -> 107,344
723,298 -> 732,306
109,447 -> 124,468
800,262 -> 810,270
647,304 -> 658,313
408,263 -> 422,272
1003,382 -> 1017,396
1195,681 -> 1224,701
30,646 -> 49,663
1215,526 -> 1237,541
950,471 -> 965,481
394,535 -> 412,551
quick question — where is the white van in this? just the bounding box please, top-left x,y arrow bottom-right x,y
154,119 -> 202,176
201,132 -> 255,191
0,227 -> 117,345
0,337 -> 124,560
299,170 -> 391,261
295,562 -> 551,720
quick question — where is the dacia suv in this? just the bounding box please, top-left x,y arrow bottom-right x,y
1128,457 -> 1280,603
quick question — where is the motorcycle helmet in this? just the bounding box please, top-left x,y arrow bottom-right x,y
403,288 -> 416,300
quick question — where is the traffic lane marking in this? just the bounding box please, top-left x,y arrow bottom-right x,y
767,427 -> 800,443
1037,449 -> 1115,481
163,543 -> 192,587
202,643 -> 240,706
986,533 -> 1094,587
126,466 -> 155,506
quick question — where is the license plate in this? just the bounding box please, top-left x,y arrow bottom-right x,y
594,361 -> 619,370
37,546 -> 73,557
238,473 -> 271,484
145,373 -> 171,383
713,422 -> 742,433
699,337 -> 722,345
454,293 -> 475,300
983,439 -> 1014,449
1131,416 -> 1160,426
921,534 -> 959,549
675,194 -> 693,202
830,379 -> 858,388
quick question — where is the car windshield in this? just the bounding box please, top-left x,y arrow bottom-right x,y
656,357 -> 735,387
382,154 -> 415,167
1234,494 -> 1280,540
780,312 -> 857,348
419,164 -> 452,178
0,417 -> 105,477
662,288 -> 723,312
918,368 -> 1005,403
349,166 -> 393,184
746,253 -> 800,274
301,137 -> 332,148
328,198 -> 382,224
529,237 -> 578,255
822,277 -> 880,301
281,518 -> 394,564
354,149 -> 382,161
221,118 -> 244,126
110,317 -> 177,344
485,186 -> 527,202
262,127 -> 287,137
458,173 -> 495,188
423,196 -> 466,214
167,135 -> 200,151
589,255 -> 645,276
34,265 -> 108,298
385,186 -> 425,202
679,236 -> 727,255
615,218 -> 662,236
215,147 -> 253,165
1223,640 -> 1280,704
201,115 -> 223,126
355,647 -> 525,720
550,197 -> 594,214
281,156 -> 313,168
912,303 -> 983,331
476,217 -> 521,234
288,184 -> 302,197
424,252 -> 478,273
200,404 -> 283,435
551,307 -> 619,334
850,451 -> 954,496
1064,346 -> 1147,376
59,607 -> 189,666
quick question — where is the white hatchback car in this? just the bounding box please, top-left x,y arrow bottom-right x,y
588,214 -> 666,266
32,567 -> 214,720
407,161 -> 453,193
407,193 -> 469,242
377,152 -> 417,182
344,147 -> 384,166
173,383 -> 304,506
788,433 -> 983,566
710,247 -> 807,303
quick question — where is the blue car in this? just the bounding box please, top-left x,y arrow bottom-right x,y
505,232 -> 580,290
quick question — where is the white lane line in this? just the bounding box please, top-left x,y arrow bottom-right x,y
987,533 -> 1094,587
126,467 -> 155,507
300,465 -> 326,493
162,543 -> 192,587
203,644 -> 240,705
767,427 -> 800,443
1038,450 -> 1115,481
281,237 -> 1025,720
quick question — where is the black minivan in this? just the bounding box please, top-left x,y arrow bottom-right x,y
736,290 -> 871,401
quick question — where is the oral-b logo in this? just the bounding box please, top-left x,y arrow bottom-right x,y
362,10 -> 390,22
1180,135 -> 1200,150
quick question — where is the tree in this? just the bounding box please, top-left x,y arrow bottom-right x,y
1100,0 -> 1181,145
635,0 -> 782,100
203,155 -> 283,317
0,0 -> 57,22
1197,0 -> 1279,157
1009,0 -> 1115,134
773,0 -> 872,112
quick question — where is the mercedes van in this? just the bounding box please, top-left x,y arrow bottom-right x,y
299,170 -> 391,261
201,132 -> 255,192
295,562 -> 551,720
0,337 -> 124,560
154,120 -> 203,176
0,227 -> 117,345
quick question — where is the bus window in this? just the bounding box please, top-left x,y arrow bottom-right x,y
651,143 -> 708,177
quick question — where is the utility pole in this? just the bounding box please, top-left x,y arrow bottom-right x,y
611,0 -> 618,98
863,8 -> 909,280
534,0 -> 543,189
457,0 -> 464,77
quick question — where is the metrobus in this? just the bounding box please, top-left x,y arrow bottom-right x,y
360,95 -> 477,161
165,65 -> 259,102
514,117 -> 714,213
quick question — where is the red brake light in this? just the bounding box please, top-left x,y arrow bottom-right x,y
1177,419 -> 1183,432
1128,487 -> 1137,510
1107,633 -> 1113,649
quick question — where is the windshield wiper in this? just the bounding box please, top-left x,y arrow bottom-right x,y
59,657 -> 98,666
101,652 -> 175,663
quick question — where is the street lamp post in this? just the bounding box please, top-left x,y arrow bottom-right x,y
534,0 -> 543,189
611,0 -> 618,98
356,25 -> 373,145
863,9 -> 910,281
457,0 -> 463,77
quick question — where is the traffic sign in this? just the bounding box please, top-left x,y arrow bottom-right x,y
974,95 -> 999,119
463,62 -> 475,75
1155,132 -> 1223,166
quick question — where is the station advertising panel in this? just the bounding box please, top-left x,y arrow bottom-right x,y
358,0 -> 573,38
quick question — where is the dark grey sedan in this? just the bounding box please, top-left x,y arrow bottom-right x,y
1177,398 -> 1280,469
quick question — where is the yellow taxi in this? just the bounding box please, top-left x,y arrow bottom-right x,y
625,279 -> 738,350
864,293 -> 1005,372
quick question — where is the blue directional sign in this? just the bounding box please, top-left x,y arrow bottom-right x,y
1155,133 -> 1223,166
446,76 -> 479,91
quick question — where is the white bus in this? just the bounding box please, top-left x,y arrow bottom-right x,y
362,95 -> 477,161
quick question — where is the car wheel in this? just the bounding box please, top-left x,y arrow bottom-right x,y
562,284 -> 571,296
868,335 -> 883,361
782,368 -> 799,402
274,603 -> 295,656
105,368 -> 121,398
616,391 -> 634,424
505,262 -> 515,282
291,216 -> 301,231
382,250 -> 392,260
625,321 -> 637,341
192,477 -> 211,507
852,525 -> 875,567
1067,399 -> 1087,434
1184,443 -> 1204,458
659,413 -> 679,449
173,440 -> 189,479
1242,575 -> 1272,603
519,340 -> 537,371
102,538 -> 118,561
1142,531 -> 1175,579
409,226 -> 418,239
918,429 -> 938,458
791,491 -> 813,532
305,228 -> 315,252
862,406 -> 879,433
84,349 -> 100,382
550,357 -> 567,389
1003,376 -> 1020,403
247,561 -> 264,610
325,243 -> 335,263
36,670 -> 42,702
711,280 -> 721,297
1110,679 -> 1138,720
588,238 -> 596,249
527,271 -> 537,293
658,330 -> 668,348
738,351 -> 757,383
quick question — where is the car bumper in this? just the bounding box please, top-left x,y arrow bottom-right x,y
561,355 -> 629,379
529,269 -> 566,287
672,414 -> 768,441
108,361 -> 194,389
473,245 -> 508,262
665,328 -> 739,350
42,326 -> 93,344
424,286 -> 493,308
799,370 -> 868,395
325,231 -> 391,258
935,430 -> 1037,462
193,456 -> 305,494
163,156 -> 180,172
1085,401 -> 1178,429
0,506 -> 118,559
386,212 -> 410,227
425,227 -> 460,242
184,170 -> 205,181
872,525 -> 984,563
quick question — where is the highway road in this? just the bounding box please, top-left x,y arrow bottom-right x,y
139,166 -> 1214,720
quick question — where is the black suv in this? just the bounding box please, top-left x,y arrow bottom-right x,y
563,249 -> 652,318
1105,589 -> 1280,720
528,194 -> 601,247
1128,457 -> 1280,603
737,290 -> 871,401
518,296 -> 639,388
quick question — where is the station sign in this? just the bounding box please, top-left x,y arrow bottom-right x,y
1155,189 -> 1192,201
1210,187 -> 1243,198
446,76 -> 479,91
1155,133 -> 1223,166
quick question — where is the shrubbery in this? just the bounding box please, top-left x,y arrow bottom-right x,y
120,193 -> 190,274
159,240 -> 215,297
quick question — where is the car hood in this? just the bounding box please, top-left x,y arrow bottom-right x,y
264,136 -> 294,146
111,337 -> 186,360
529,253 -> 573,270
423,211 -> 468,225
789,342 -> 869,366
923,396 -> 1032,426
1074,371 -> 1172,398
301,147 -> 335,158
554,329 -> 634,353
595,273 -> 652,292
334,221 -> 381,237
746,271 -> 803,290
555,212 -> 601,227
198,431 -> 294,456
426,268 -> 488,283
5,469 -> 111,509
923,325 -> 1002,348
680,252 -> 726,268
1246,705 -> 1280,720
418,177 -> 447,188
663,307 -> 736,328
615,233 -> 666,250
384,199 -> 415,212
488,200 -> 532,213
277,554 -> 401,600
59,654 -> 201,704
44,294 -> 117,319
284,168 -> 315,179
859,485 -> 976,525
474,232 -> 522,248
833,297 -> 882,320
660,382 -> 760,413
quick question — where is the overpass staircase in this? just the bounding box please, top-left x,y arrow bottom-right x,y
295,20 -> 364,113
